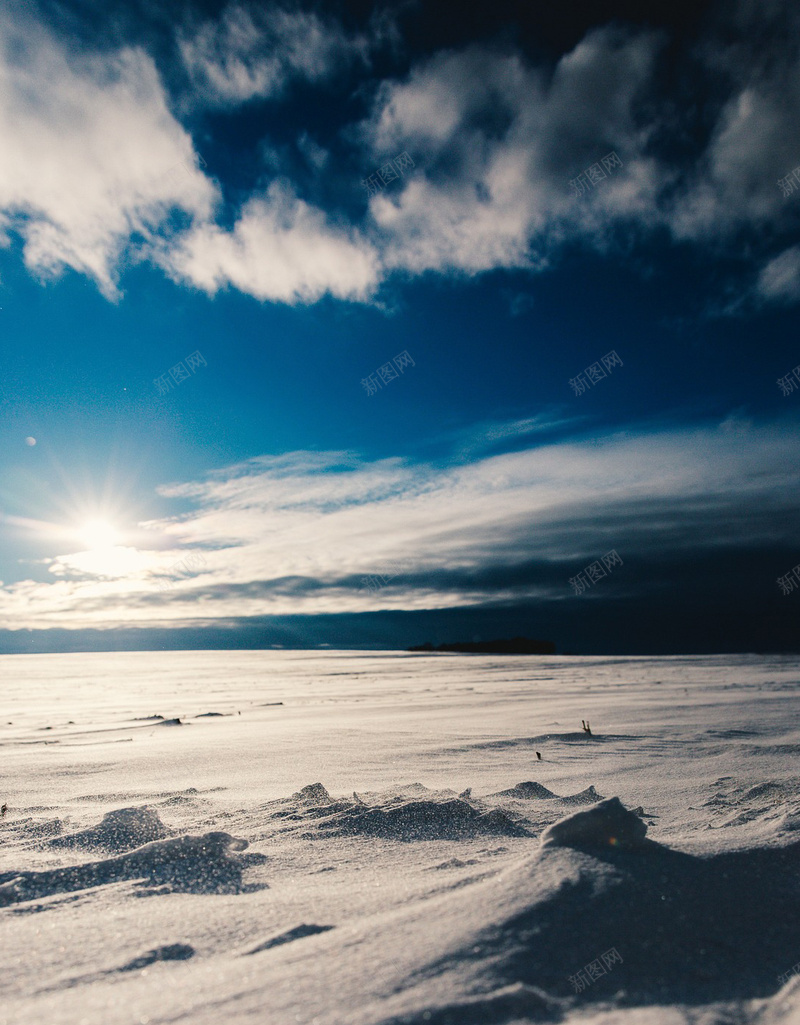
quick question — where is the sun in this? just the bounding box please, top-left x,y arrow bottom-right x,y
78,518 -> 120,551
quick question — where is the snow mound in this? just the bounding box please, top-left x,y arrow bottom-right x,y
540,796 -> 647,850
468,732 -> 628,751
702,777 -> 800,830
318,798 -> 531,840
492,782 -> 558,799
269,784 -> 535,839
704,728 -> 760,739
118,944 -> 195,971
474,832 -> 800,1005
378,983 -> 563,1024
493,781 -> 603,804
293,783 -> 334,805
49,807 -> 168,851
0,831 -> 262,905
272,783 -> 354,822
1,816 -> 64,842
559,785 -> 604,805
245,923 -> 334,954
157,794 -> 201,807
430,857 -> 480,870
34,941 -> 198,993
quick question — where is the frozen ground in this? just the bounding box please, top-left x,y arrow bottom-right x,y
1,651 -> 799,1025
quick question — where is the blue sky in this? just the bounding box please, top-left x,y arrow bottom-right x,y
1,0 -> 799,652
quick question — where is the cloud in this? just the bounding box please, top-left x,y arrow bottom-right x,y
442,412 -> 589,460
163,27 -> 669,301
2,4 -> 800,308
0,9 -> 216,299
667,75 -> 800,242
177,4 -> 371,106
0,5 -> 380,304
756,246 -> 800,304
296,132 -> 329,172
660,1 -> 800,284
360,30 -> 665,278
159,181 -> 380,303
351,7 -> 800,302
2,417 -> 799,629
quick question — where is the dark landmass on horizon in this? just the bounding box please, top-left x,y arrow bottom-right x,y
0,583 -> 798,657
409,637 -> 557,654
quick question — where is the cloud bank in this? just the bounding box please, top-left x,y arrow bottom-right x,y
0,9 -> 216,299
2,418 -> 799,629
1,1 -> 799,306
178,4 -> 372,106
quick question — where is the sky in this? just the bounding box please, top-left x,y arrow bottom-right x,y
1,0 -> 799,654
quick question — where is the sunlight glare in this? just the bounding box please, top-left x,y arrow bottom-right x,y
78,519 -> 120,551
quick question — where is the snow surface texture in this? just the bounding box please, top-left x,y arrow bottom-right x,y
1,651 -> 799,1025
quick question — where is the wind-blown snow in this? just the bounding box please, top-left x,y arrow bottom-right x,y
0,650 -> 798,1024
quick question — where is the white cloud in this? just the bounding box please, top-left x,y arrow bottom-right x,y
0,11 -> 216,298
444,413 -> 588,460
178,4 -> 370,106
668,79 -> 800,242
661,4 -> 800,265
361,30 -> 664,278
2,5 -> 800,308
297,132 -> 329,171
160,181 -> 380,303
158,27 -> 674,302
756,245 -> 800,304
2,419 -> 799,629
353,13 -> 800,303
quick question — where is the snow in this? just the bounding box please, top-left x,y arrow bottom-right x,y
1,650 -> 799,1024
539,795 -> 648,848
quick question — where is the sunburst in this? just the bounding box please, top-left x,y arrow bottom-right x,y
77,518 -> 120,551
